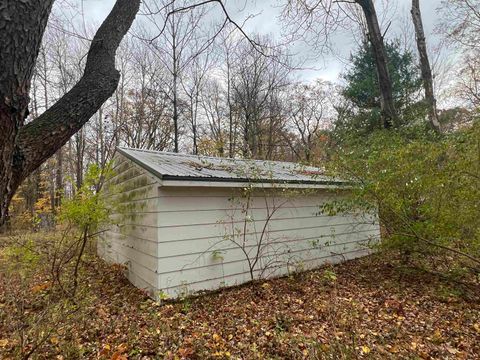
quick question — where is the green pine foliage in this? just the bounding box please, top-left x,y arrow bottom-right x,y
336,40 -> 424,138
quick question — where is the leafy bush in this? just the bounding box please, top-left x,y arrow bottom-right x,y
59,163 -> 113,233
326,119 -> 480,273
53,163 -> 115,297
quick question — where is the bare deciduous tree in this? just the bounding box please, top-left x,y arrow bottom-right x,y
437,0 -> 480,111
232,37 -> 291,158
285,81 -> 334,162
143,0 -> 211,153
201,79 -> 228,156
437,0 -> 480,53
456,55 -> 480,109
411,0 -> 440,131
119,40 -> 174,151
182,46 -> 215,154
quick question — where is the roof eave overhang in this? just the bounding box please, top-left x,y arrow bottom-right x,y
159,176 -> 351,190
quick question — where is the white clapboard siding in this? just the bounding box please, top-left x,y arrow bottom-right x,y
156,223 -> 377,256
155,230 -> 378,274
99,153 -> 160,296
156,227 -> 378,260
157,248 -> 371,297
155,186 -> 379,297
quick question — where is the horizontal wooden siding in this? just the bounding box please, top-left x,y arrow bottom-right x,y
156,187 -> 379,298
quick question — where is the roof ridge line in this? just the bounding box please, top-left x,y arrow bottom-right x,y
117,146 -> 312,167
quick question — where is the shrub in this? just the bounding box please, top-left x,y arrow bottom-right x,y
326,119 -> 480,274
53,163 -> 115,296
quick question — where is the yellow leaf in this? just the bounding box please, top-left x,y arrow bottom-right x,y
320,344 -> 330,352
227,334 -> 233,340
389,345 -> 399,353
361,345 -> 371,354
0,339 -> 8,347
212,333 -> 222,342
50,336 -> 59,345
99,344 -> 111,357
474,323 -> 480,333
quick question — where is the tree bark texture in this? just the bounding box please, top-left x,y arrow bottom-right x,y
411,0 -> 441,132
0,0 -> 54,225
0,0 -> 140,225
356,0 -> 397,128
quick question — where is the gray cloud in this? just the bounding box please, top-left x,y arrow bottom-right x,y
81,0 -> 450,83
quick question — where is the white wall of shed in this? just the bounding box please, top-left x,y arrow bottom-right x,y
156,186 -> 380,298
98,153 -> 160,297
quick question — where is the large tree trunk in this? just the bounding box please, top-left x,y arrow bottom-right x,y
411,0 -> 441,132
0,0 -> 140,226
0,1 -> 54,225
357,0 -> 397,128
0,128 -> 17,226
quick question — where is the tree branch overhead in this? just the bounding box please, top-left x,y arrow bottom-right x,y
0,0 -> 140,225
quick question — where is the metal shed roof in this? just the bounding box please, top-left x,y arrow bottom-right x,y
117,147 -> 345,187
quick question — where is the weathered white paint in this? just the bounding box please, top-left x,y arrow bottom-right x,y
99,153 -> 380,299
98,155 -> 160,294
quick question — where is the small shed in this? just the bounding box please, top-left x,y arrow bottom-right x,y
99,147 -> 380,299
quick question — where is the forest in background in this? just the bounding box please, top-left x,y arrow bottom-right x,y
12,0 -> 478,220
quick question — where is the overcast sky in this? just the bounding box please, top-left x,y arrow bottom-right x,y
81,0 -> 449,83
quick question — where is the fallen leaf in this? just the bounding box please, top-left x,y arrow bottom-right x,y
361,345 -> 371,354
31,282 -> 51,294
177,347 -> 194,357
99,344 -> 111,357
111,352 -> 128,360
116,343 -> 128,354
446,346 -> 458,355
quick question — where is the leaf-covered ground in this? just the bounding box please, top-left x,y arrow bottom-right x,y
1,252 -> 479,359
